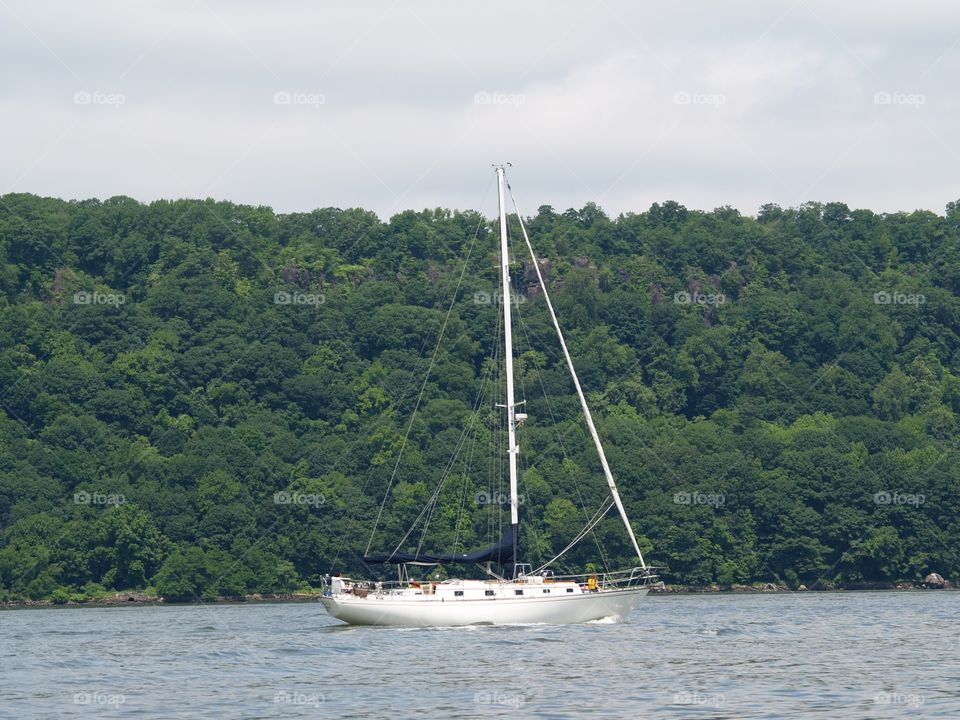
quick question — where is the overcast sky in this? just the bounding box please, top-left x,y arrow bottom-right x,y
2,1 -> 959,220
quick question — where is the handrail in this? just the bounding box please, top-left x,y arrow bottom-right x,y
324,567 -> 660,595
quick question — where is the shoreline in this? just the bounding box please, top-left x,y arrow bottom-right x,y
650,581 -> 954,594
0,591 -> 325,610
2,582 -> 954,609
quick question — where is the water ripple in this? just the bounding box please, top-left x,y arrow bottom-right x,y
2,592 -> 959,718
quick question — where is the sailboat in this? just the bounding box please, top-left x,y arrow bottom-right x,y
320,165 -> 656,626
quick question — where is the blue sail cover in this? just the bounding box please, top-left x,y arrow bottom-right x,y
364,525 -> 516,565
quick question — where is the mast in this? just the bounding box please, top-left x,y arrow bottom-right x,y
496,165 -> 520,572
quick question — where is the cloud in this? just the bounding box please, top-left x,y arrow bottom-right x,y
1,0 -> 959,219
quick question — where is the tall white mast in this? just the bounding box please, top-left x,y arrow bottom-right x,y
496,166 -> 520,568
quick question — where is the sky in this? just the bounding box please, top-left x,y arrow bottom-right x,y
2,0 -> 959,220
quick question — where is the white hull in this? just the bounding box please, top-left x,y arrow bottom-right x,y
321,586 -> 648,627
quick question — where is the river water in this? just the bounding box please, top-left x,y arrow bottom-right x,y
2,591 -> 957,718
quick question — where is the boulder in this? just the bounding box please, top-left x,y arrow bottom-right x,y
924,573 -> 946,588
797,584 -> 808,591
523,258 -> 551,284
280,263 -> 310,288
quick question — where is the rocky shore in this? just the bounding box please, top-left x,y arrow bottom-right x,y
650,573 -> 954,593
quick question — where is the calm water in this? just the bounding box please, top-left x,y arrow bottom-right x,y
2,592 -> 957,718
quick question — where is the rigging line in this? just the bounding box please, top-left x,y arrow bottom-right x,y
451,400 -> 481,556
512,296 -> 607,575
501,309 -> 509,536
513,306 -> 612,573
505,202 -> 606,562
507,180 -> 646,567
494,287 -> 508,546
514,442 -> 546,571
365,179 -> 493,556
535,499 -> 615,576
490,305 -> 504,546
533,498 -> 616,575
320,307 -> 443,573
509,270 -> 528,407
412,350 -> 495,556
328,303 -> 451,571
386,219 -> 504,557
451,330 -> 497,555
453,387 -> 489,557
507,248 -> 546,570
410,294 -> 502,556
328,358 -> 441,574
498,319 -> 507,542
394,300 -> 500,556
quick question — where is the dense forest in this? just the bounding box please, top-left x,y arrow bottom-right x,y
2,191 -> 960,602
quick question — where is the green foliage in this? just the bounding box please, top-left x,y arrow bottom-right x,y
2,192 -> 960,599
